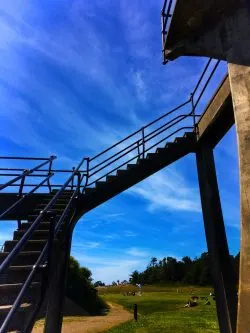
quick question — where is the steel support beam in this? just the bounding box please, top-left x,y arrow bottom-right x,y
43,224 -> 74,333
196,143 -> 238,333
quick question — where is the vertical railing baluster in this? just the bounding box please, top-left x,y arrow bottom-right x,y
137,141 -> 141,160
142,127 -> 145,159
190,93 -> 196,134
82,158 -> 90,193
71,167 -> 75,191
17,170 -> 27,229
46,211 -> 56,284
47,156 -> 54,194
75,171 -> 81,196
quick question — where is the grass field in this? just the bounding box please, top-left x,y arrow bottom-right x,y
100,285 -> 219,333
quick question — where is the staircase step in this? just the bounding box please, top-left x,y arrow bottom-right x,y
184,132 -> 196,139
0,252 -> 40,266
156,148 -> 167,154
41,198 -> 69,204
165,142 -> 174,148
136,158 -> 148,165
50,190 -> 73,197
33,208 -> 64,215
127,164 -> 137,170
0,283 -> 40,306
0,303 -> 32,331
4,240 -> 46,252
95,181 -> 106,188
13,230 -> 49,241
174,136 -> 185,143
116,169 -> 127,177
27,214 -> 60,223
19,222 -> 50,231
106,175 -> 117,182
2,266 -> 42,283
146,153 -> 155,160
36,203 -> 67,210
84,187 -> 96,195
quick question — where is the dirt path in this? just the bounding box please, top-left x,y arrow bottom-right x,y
33,302 -> 132,333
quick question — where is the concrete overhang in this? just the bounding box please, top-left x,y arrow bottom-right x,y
164,0 -> 245,61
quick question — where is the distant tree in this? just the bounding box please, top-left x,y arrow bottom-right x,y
182,256 -> 192,265
130,270 -> 140,285
121,280 -> 128,285
94,281 -> 105,287
126,251 -> 239,287
112,281 -> 117,286
150,257 -> 157,267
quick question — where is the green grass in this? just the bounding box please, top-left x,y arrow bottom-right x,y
101,286 -> 219,333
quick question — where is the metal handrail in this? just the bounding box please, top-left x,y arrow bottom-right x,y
0,158 -> 86,276
0,174 -> 54,220
0,59 -> 224,196
84,58 -> 222,189
0,58 -> 226,331
0,156 -> 56,191
161,0 -> 175,64
88,126 -> 192,187
0,173 -> 85,332
0,157 -> 51,161
88,113 -> 194,179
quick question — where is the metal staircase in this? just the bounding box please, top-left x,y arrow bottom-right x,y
0,58 -> 224,332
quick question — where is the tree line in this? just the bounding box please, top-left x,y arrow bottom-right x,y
129,252 -> 240,286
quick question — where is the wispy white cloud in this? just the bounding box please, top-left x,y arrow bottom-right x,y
132,71 -> 147,103
124,230 -> 137,237
128,168 -> 201,213
103,233 -> 119,240
72,241 -> 101,249
126,247 -> 149,257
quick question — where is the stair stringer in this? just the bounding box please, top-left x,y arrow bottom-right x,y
76,136 -> 196,215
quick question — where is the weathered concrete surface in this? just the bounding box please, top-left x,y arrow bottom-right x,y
164,1 -> 250,64
163,2 -> 250,332
228,63 -> 250,333
196,144 -> 238,333
166,0 -> 240,51
197,76 -> 234,146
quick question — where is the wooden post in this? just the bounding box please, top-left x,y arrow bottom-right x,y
134,304 -> 138,321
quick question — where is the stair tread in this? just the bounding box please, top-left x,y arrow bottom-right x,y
0,251 -> 41,255
8,265 -> 37,270
0,303 -> 31,311
0,282 -> 40,289
6,240 -> 46,243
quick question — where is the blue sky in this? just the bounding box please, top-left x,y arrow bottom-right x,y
0,0 -> 240,283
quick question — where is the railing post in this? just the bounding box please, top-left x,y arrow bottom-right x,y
71,167 -> 75,191
82,158 -> 90,193
141,127 -> 145,159
75,171 -> 81,196
18,169 -> 27,198
47,156 -> 55,194
190,93 -> 197,134
17,170 -> 27,229
46,211 -> 56,279
137,141 -> 141,160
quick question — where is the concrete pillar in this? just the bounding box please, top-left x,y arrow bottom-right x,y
228,64 -> 250,333
196,143 -> 238,333
43,225 -> 73,333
